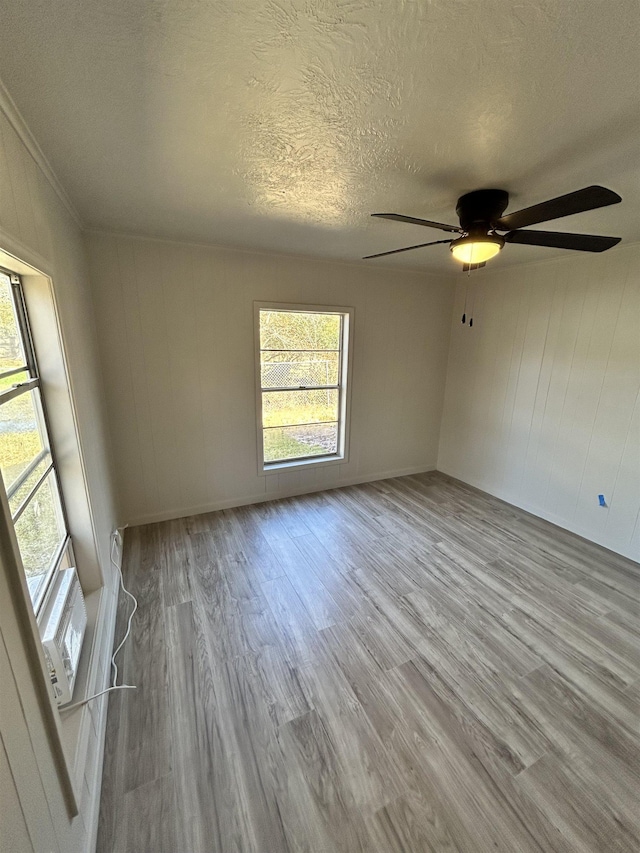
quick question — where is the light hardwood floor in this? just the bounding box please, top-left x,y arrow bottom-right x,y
97,472 -> 640,852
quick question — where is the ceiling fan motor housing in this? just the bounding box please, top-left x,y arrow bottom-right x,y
456,189 -> 509,231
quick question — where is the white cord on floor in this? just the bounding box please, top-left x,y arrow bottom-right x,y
109,524 -> 137,689
60,525 -> 137,714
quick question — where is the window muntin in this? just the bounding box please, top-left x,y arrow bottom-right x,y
0,270 -> 71,614
257,307 -> 350,467
262,388 -> 340,428
260,350 -> 340,388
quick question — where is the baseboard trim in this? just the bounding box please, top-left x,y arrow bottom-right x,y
126,464 -> 437,527
437,467 -> 639,564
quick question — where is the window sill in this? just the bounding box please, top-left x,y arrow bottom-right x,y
262,453 -> 346,474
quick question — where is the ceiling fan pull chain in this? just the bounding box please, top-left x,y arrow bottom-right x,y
462,279 -> 468,324
469,282 -> 478,328
469,279 -> 476,328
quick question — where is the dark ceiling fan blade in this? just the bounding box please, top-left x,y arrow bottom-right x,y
504,230 -> 621,252
372,213 -> 461,233
363,239 -> 452,259
496,186 -> 621,231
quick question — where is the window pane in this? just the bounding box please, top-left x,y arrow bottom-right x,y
16,471 -> 66,607
0,387 -> 46,492
264,423 -> 338,463
260,311 -> 340,351
9,451 -> 52,516
261,351 -> 339,388
262,388 -> 339,428
0,272 -> 26,372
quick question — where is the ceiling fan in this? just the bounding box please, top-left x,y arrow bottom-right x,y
363,186 -> 622,270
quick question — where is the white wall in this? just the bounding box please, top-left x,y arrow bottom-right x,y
0,89 -> 117,852
439,244 -> 640,562
86,232 -> 454,525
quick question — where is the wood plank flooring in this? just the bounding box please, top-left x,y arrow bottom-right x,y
97,472 -> 640,852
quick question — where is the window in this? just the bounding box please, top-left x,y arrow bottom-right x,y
256,303 -> 353,469
0,269 -> 73,615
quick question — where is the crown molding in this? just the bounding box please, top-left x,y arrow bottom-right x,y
0,77 -> 82,229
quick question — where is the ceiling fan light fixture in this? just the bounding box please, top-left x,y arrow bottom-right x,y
450,232 -> 504,265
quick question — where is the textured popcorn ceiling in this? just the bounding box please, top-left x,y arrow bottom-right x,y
1,0 -> 638,271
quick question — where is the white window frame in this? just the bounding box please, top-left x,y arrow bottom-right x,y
0,267 -> 73,617
254,302 -> 354,473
